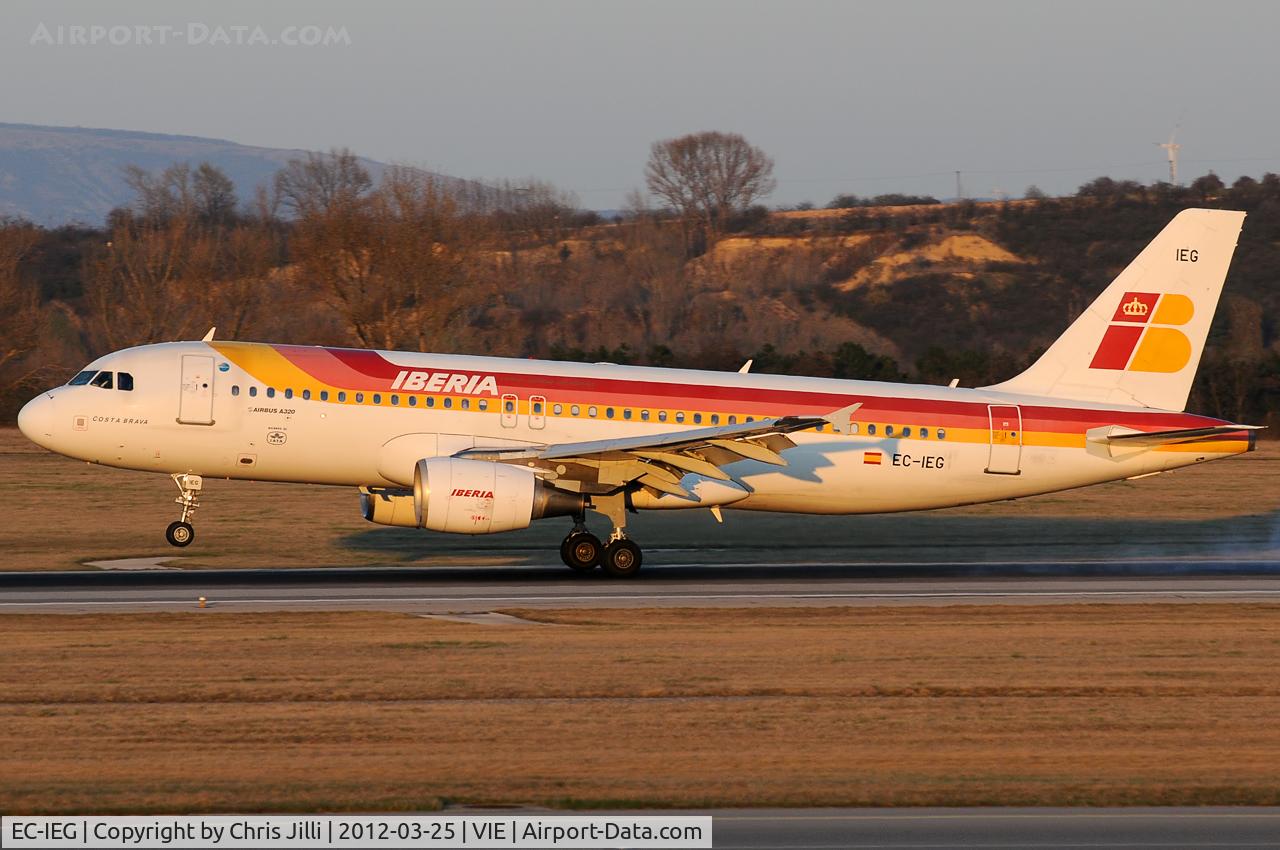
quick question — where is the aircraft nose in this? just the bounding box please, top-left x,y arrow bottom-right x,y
17,392 -> 57,449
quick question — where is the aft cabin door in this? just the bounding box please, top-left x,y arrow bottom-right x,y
985,404 -> 1022,475
178,355 -> 215,425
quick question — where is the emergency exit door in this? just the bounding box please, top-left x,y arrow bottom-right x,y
985,404 -> 1022,474
178,355 -> 215,425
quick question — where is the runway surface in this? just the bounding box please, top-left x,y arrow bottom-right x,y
458,807 -> 1280,849
2,559 -> 1278,613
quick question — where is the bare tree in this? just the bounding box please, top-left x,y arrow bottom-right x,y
287,165 -> 480,350
645,131 -> 776,253
0,221 -> 41,371
193,162 -> 238,224
123,163 -> 196,223
84,219 -> 200,350
274,148 -> 372,218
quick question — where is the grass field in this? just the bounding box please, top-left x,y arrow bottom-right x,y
1,428 -> 1277,570
2,605 -> 1279,813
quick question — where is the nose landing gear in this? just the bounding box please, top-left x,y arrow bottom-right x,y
166,473 -> 202,547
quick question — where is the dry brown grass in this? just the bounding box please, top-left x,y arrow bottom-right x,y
3,604 -> 1280,813
2,428 -> 1276,570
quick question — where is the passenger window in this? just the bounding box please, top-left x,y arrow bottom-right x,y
320,390 -> 329,401
606,407 -> 614,419
658,411 -> 668,422
249,386 -> 258,398
885,425 -> 895,437
693,413 -> 702,424
867,424 -> 877,435
641,410 -> 651,421
231,385 -> 240,397
570,405 -> 580,416
937,428 -> 946,440
284,388 -> 293,399
302,389 -> 311,400
920,427 -> 929,439
68,370 -> 96,386
372,393 -> 381,404
478,399 -> 488,411
710,414 -> 720,425
588,406 -> 598,417
408,396 -> 416,407
443,397 -> 452,408
390,394 -> 399,406
460,398 -> 469,410
902,426 -> 911,438
117,372 -> 134,391
355,392 -> 363,403
533,401 -> 543,414
337,391 -> 346,402
426,397 -> 434,407
675,412 -> 685,423
504,399 -> 515,413
267,387 -> 276,398
90,371 -> 113,389
553,404 -> 563,415
728,415 -> 737,424
623,409 -> 633,420
849,422 -> 859,435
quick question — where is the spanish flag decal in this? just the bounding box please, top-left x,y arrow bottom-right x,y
863,451 -> 882,465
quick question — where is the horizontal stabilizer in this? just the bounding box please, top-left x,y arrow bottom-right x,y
1088,423 -> 1262,447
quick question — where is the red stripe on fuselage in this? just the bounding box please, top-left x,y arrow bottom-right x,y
261,344 -> 1226,435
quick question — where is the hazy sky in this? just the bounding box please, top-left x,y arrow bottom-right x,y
4,0 -> 1278,207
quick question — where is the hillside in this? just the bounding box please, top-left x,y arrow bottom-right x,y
0,173 -> 1276,429
0,123 -> 399,226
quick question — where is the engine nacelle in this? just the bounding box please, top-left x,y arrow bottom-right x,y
412,458 -> 585,534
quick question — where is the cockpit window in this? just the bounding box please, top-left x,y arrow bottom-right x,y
89,371 -> 114,390
68,370 -> 96,386
117,372 -> 134,392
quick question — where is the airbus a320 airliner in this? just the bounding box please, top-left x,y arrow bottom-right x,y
18,209 -> 1261,576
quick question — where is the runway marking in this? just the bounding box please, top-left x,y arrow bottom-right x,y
81,556 -> 184,571
3,589 -> 1280,608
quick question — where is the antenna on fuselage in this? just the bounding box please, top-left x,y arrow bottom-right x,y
202,327 -> 216,342
738,359 -> 753,374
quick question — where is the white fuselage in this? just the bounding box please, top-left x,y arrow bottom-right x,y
17,341 -> 1252,517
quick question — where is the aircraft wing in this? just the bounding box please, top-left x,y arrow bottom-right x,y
457,403 -> 861,497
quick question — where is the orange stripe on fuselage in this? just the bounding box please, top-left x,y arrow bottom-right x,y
207,342 -> 1241,449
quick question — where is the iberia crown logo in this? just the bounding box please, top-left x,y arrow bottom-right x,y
1121,296 -> 1149,318
1089,292 -> 1195,373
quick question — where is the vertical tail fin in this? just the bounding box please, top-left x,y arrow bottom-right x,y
986,208 -> 1245,411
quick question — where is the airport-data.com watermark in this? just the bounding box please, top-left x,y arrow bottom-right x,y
29,22 -> 351,48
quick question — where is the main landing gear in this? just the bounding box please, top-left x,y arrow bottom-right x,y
558,498 -> 644,578
165,473 -> 202,547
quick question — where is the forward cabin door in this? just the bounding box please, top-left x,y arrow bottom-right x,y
178,355 -> 216,425
985,404 -> 1022,474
